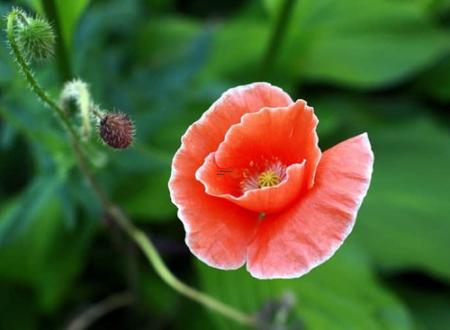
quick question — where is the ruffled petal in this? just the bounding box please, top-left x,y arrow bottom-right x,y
246,134 -> 374,279
169,83 -> 291,268
196,152 -> 307,213
179,83 -> 293,167
215,101 -> 321,189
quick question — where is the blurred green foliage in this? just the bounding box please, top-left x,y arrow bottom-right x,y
0,0 -> 449,329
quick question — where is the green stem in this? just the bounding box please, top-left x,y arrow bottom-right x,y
6,9 -> 256,328
109,206 -> 256,327
260,0 -> 296,79
41,0 -> 72,81
6,10 -> 78,139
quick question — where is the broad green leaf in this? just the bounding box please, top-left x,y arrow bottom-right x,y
0,188 -> 96,311
197,242 -> 413,330
135,17 -> 201,68
199,20 -> 270,82
55,0 -> 90,50
275,0 -> 450,88
354,119 -> 450,281
0,176 -> 59,246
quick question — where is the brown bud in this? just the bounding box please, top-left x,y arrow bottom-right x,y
99,113 -> 134,149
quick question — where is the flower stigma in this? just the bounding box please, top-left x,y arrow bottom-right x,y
258,170 -> 280,187
241,160 -> 287,193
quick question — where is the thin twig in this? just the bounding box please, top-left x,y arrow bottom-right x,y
66,291 -> 134,330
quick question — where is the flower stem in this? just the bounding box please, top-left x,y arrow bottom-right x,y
6,10 -> 78,139
108,206 -> 256,326
260,0 -> 296,79
6,9 -> 257,328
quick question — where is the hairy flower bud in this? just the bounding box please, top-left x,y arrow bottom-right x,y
99,113 -> 134,149
16,16 -> 55,61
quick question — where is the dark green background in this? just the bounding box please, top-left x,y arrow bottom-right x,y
0,0 -> 449,329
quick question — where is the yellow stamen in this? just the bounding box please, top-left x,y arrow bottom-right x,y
257,170 -> 280,188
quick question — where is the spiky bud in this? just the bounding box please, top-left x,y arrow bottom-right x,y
16,16 -> 55,61
99,113 -> 134,149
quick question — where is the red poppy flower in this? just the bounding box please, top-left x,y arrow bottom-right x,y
169,83 -> 373,279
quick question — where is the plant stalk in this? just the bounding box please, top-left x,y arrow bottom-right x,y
41,0 -> 73,82
260,0 -> 296,79
6,9 -> 256,328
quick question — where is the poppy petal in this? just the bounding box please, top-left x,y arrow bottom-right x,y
214,101 -> 321,189
169,83 -> 291,269
246,134 -> 374,279
196,152 -> 307,213
179,83 -> 293,167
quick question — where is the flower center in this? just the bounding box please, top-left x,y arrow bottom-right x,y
241,160 -> 287,193
258,170 -> 280,187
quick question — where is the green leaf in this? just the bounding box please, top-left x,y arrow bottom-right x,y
197,242 -> 413,330
399,289 -> 450,330
135,17 -> 201,68
0,285 -> 38,330
417,57 -> 450,103
24,0 -> 90,50
138,270 -> 178,315
354,119 -> 450,281
0,176 -> 60,246
276,0 -> 450,88
0,186 -> 96,311
54,0 -> 90,50
199,19 -> 270,81
118,169 -> 176,222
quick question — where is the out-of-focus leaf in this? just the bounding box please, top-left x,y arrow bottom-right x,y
139,270 -> 178,315
0,101 -> 75,172
197,242 -> 413,330
417,58 -> 450,103
118,169 -> 176,222
54,0 -> 90,50
354,119 -> 450,281
199,20 -> 270,82
0,175 -> 60,246
135,17 -> 201,68
262,0 -> 282,19
0,191 -> 96,311
399,288 -> 450,330
0,285 -> 38,330
271,0 -> 450,88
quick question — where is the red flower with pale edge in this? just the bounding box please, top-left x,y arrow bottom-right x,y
169,83 -> 374,279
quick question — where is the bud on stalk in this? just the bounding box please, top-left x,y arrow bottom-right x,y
99,113 -> 134,149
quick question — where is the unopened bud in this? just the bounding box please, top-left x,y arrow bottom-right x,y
99,113 -> 134,149
16,16 -> 55,61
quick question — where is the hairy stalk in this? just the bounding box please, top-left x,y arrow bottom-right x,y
260,0 -> 296,79
6,10 -> 256,328
6,10 -> 78,139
